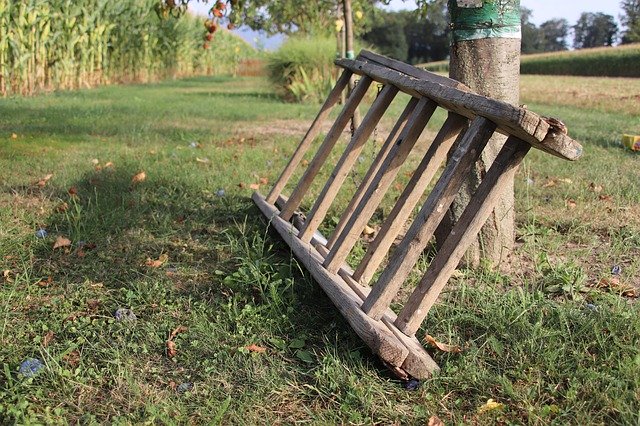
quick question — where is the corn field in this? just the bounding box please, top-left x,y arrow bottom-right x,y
0,0 -> 255,96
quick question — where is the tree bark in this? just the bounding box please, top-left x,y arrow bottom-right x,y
437,1 -> 521,269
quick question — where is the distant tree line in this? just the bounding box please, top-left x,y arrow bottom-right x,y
361,0 -> 640,63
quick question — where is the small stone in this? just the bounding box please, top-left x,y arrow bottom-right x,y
404,378 -> 420,391
35,229 -> 48,239
611,265 -> 622,276
177,382 -> 194,393
585,303 -> 598,312
19,358 -> 44,377
114,308 -> 137,322
216,189 -> 225,197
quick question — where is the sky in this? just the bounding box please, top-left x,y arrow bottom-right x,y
190,1 -> 625,49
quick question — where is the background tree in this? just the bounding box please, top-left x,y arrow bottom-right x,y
539,19 -> 569,51
573,12 -> 619,48
520,7 -> 541,53
620,0 -> 640,43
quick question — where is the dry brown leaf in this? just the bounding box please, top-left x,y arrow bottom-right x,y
104,161 -> 114,168
428,415 -> 445,426
36,276 -> 53,287
425,335 -> 462,353
301,159 -> 309,167
36,174 -> 54,188
238,182 -> 246,189
599,194 -> 613,202
53,236 -> 71,249
63,350 -> 81,367
56,202 -> 69,213
91,159 -> 99,165
11,133 -> 17,139
43,331 -> 55,347
2,269 -> 12,282
68,186 -> 78,196
259,177 -> 268,185
589,182 -> 603,193
169,325 -> 188,340
245,344 -> 267,354
542,179 -> 557,188
566,199 -> 577,209
557,178 -> 573,184
131,171 -> 147,184
596,277 -> 638,298
146,253 -> 168,268
249,183 -> 260,190
167,340 -> 177,357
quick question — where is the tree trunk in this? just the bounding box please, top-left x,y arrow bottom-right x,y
437,0 -> 521,269
342,0 -> 361,134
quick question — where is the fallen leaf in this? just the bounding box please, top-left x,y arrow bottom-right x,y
146,253 -> 168,268
565,199 -> 577,209
94,165 -> 102,171
259,177 -> 268,185
43,331 -> 55,347
249,183 -> 260,190
557,178 -> 573,184
35,174 -> 54,188
428,415 -> 445,426
363,225 -> 376,236
169,325 -> 188,340
301,159 -> 309,167
598,194 -> 613,202
36,276 -> 53,287
63,350 -> 81,367
167,340 -> 177,357
596,277 -> 638,298
542,179 -> 557,188
104,161 -> 114,168
478,399 -> 505,413
56,202 -> 69,213
131,171 -> 147,184
245,344 -> 267,354
238,182 -> 246,189
196,157 -> 210,164
424,335 -> 462,353
53,236 -> 71,249
589,182 -> 603,193
68,186 -> 78,196
11,133 -> 17,139
91,159 -> 99,165
87,299 -> 101,312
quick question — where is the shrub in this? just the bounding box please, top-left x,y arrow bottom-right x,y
266,36 -> 338,103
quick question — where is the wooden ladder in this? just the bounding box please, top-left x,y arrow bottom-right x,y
252,50 -> 583,379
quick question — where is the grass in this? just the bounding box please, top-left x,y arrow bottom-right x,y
0,74 -> 639,424
422,43 -> 640,77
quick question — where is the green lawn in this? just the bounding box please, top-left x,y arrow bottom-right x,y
0,75 -> 639,424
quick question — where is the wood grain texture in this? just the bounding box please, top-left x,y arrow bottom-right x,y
279,76 -> 373,222
395,137 -> 531,336
323,98 -> 438,273
267,70 -> 352,204
335,58 -> 583,161
252,192 -> 410,367
298,84 -> 399,242
327,97 -> 420,250
353,113 -> 468,284
361,117 -> 497,320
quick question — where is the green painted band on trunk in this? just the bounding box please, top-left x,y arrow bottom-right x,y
346,50 -> 355,59
449,0 -> 522,42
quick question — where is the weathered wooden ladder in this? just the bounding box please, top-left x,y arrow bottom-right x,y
252,50 -> 583,379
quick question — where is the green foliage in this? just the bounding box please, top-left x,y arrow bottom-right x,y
621,0 -> 640,44
362,3 -> 449,64
521,7 -> 569,54
0,0 -> 256,97
266,36 -> 338,103
573,12 -> 619,49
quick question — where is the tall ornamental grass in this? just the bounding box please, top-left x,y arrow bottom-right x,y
267,36 -> 339,103
0,0 -> 255,96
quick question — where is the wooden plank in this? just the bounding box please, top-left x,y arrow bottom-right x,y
267,70 -> 352,204
252,192 -> 410,367
315,244 -> 440,378
279,76 -> 374,222
326,97 -> 420,250
298,84 -> 399,242
335,59 -> 583,161
323,98 -> 438,273
361,117 -> 497,320
359,50 -> 470,91
395,137 -> 531,336
353,113 -> 468,284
